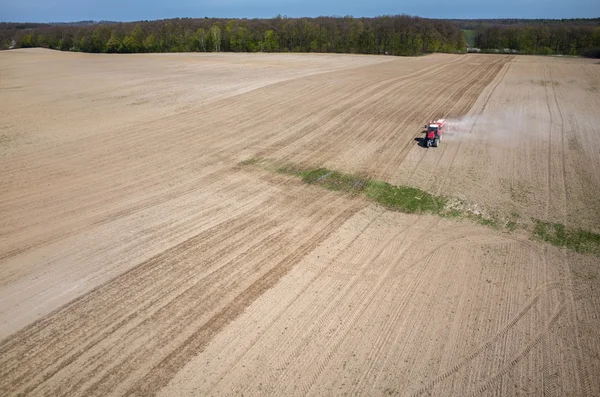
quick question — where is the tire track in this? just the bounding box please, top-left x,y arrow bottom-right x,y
411,282 -> 568,397
435,57 -> 514,196
547,68 -> 568,223
282,217 -> 437,397
543,65 -> 554,219
547,66 -> 592,391
348,227 -> 464,395
239,220 -> 420,396
125,205 -> 362,397
202,210 -> 384,396
468,303 -> 567,396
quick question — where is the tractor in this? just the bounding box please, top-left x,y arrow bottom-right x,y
423,119 -> 446,148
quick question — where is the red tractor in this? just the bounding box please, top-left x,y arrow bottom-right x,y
423,119 -> 446,148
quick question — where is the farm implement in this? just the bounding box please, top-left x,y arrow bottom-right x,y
423,119 -> 446,148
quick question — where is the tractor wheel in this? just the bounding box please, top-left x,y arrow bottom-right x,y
433,138 -> 439,147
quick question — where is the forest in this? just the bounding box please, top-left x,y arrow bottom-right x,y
466,20 -> 600,56
0,16 -> 465,56
1,16 -> 598,57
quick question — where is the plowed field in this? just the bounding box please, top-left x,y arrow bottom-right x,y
1,49 -> 599,396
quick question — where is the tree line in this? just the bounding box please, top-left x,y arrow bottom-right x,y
2,17 -> 598,57
473,25 -> 600,56
1,16 -> 465,56
453,18 -> 600,30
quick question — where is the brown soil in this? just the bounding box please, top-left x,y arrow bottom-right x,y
1,49 -> 598,396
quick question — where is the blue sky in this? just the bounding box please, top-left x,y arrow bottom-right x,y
1,0 -> 599,22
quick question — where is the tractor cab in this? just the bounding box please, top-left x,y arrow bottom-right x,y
425,119 -> 445,139
423,118 -> 446,148
427,124 -> 439,139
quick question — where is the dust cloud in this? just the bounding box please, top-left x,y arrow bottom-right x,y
444,108 -> 547,147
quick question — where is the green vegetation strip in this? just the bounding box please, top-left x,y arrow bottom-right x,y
278,165 -> 446,214
534,220 -> 600,256
272,163 -> 600,256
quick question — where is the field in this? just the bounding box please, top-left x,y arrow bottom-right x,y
1,49 -> 599,396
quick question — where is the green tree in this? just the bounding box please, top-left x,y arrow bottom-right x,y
78,34 -> 92,52
196,28 -> 207,51
121,35 -> 138,53
91,27 -> 108,52
533,26 -> 550,53
106,31 -> 122,53
229,25 -> 249,52
20,33 -> 35,48
517,27 -> 535,53
210,23 -> 221,51
131,24 -> 145,50
349,19 -> 364,53
143,33 -> 157,52
120,24 -> 145,53
262,30 -> 278,52
59,33 -> 73,51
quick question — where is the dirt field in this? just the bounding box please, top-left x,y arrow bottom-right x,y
1,49 -> 599,396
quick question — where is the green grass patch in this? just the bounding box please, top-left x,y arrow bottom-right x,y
275,164 -> 303,175
279,166 -> 445,214
534,220 -> 600,256
302,170 -> 368,194
470,214 -> 500,229
364,180 -> 446,214
279,166 -> 370,194
440,209 -> 463,219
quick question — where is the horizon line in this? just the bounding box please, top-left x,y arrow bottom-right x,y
3,15 -> 600,25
